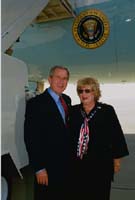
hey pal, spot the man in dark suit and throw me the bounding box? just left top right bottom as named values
left=24, top=66, right=71, bottom=200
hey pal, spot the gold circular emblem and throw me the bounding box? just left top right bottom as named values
left=72, top=9, right=110, bottom=49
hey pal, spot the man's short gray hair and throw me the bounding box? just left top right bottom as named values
left=49, top=65, right=70, bottom=79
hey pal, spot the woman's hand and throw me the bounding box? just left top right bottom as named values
left=114, top=158, right=121, bottom=173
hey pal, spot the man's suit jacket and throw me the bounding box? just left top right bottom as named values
left=24, top=89, right=71, bottom=185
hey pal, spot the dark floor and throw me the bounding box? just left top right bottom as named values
left=10, top=166, right=34, bottom=200
left=10, top=134, right=135, bottom=200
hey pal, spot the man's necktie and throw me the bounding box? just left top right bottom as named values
left=59, top=96, right=69, bottom=126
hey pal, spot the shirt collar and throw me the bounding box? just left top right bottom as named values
left=47, top=87, right=60, bottom=103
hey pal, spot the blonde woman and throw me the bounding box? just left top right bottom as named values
left=69, top=77, right=129, bottom=200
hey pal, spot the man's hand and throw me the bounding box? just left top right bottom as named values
left=36, top=170, right=48, bottom=185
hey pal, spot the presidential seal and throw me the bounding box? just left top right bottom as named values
left=72, top=9, right=110, bottom=49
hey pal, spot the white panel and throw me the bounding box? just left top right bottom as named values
left=1, top=53, right=29, bottom=176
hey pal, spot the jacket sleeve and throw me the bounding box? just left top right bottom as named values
left=24, top=99, right=46, bottom=172
left=109, top=106, right=129, bottom=158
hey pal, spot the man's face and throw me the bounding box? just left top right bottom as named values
left=48, top=68, right=69, bottom=95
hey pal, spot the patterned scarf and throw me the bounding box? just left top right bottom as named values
left=77, top=105, right=101, bottom=159
left=77, top=116, right=90, bottom=159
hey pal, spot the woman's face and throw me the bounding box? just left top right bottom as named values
left=77, top=85, right=95, bottom=105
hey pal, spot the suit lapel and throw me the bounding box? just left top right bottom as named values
left=42, top=90, right=66, bottom=126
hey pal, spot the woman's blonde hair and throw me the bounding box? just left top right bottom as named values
left=77, top=77, right=101, bottom=102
